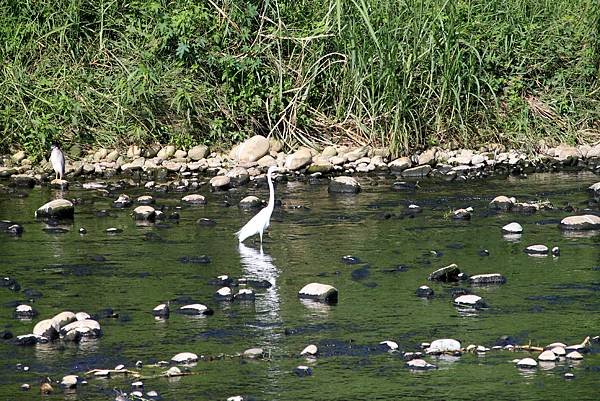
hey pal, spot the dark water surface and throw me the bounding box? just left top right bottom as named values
left=1, top=172, right=599, bottom=400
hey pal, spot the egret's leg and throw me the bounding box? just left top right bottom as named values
left=259, top=230, right=263, bottom=243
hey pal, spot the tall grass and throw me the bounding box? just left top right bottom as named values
left=1, top=0, right=598, bottom=159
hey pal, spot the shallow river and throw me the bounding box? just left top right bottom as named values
left=1, top=172, right=599, bottom=400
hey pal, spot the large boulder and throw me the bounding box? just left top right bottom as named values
left=35, top=199, right=74, bottom=219
left=559, top=215, right=600, bottom=230
left=188, top=145, right=209, bottom=161
left=51, top=311, right=77, bottom=329
left=237, top=135, right=270, bottom=162
left=285, top=148, right=313, bottom=171
left=328, top=176, right=361, bottom=194
left=33, top=319, right=59, bottom=340
left=426, top=339, right=461, bottom=354
left=60, top=319, right=102, bottom=338
left=298, top=283, right=338, bottom=304
left=133, top=205, right=156, bottom=221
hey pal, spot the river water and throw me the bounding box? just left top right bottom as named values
left=1, top=172, right=599, bottom=400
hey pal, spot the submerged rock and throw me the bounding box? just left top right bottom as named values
left=239, top=196, right=262, bottom=209
left=379, top=340, right=399, bottom=351
left=406, top=359, right=437, bottom=370
left=452, top=209, right=471, bottom=220
left=153, top=303, right=169, bottom=317
left=35, top=199, right=74, bottom=219
left=234, top=289, right=255, bottom=301
left=416, top=285, right=434, bottom=298
left=293, top=365, right=313, bottom=377
left=328, top=176, right=361, bottom=194
left=15, top=304, right=37, bottom=318
left=538, top=350, right=558, bottom=362
left=298, top=283, right=338, bottom=304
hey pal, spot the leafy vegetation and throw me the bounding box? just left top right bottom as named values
left=1, top=0, right=599, bottom=159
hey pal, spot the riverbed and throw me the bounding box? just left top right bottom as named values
left=1, top=172, right=599, bottom=400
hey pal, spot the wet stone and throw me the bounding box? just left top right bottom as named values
left=301, top=344, right=318, bottom=356
left=234, top=289, right=255, bottom=301
left=293, top=365, right=313, bottom=377
left=214, top=287, right=233, bottom=302
left=426, top=339, right=461, bottom=354
left=428, top=264, right=461, bottom=282
left=559, top=215, right=600, bottom=230
left=197, top=218, right=217, bottom=227
left=15, top=304, right=37, bottom=318
left=179, top=304, right=214, bottom=315
left=406, top=359, right=437, bottom=370
left=416, top=285, right=434, bottom=298
left=524, top=244, right=548, bottom=255
left=137, top=195, right=155, bottom=205
left=179, top=255, right=211, bottom=264
left=341, top=255, right=362, bottom=265
left=328, top=176, right=361, bottom=194
left=113, top=194, right=132, bottom=208
left=502, top=222, right=523, bottom=233
left=452, top=209, right=471, bottom=220
left=182, top=194, right=207, bottom=205
left=171, top=352, right=198, bottom=364
left=133, top=206, right=156, bottom=221
left=239, top=196, right=262, bottom=209
left=454, top=294, right=486, bottom=309
left=243, top=348, right=264, bottom=359
left=298, top=283, right=338, bottom=304
left=516, top=358, right=538, bottom=369
left=469, top=274, right=506, bottom=285
left=35, top=199, right=74, bottom=219
left=153, top=303, right=169, bottom=317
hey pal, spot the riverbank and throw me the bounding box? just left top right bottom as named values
left=0, top=136, right=599, bottom=190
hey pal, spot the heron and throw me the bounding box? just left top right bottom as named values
left=49, top=143, right=65, bottom=180
left=236, top=165, right=278, bottom=243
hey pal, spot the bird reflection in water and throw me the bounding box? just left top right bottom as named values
left=238, top=243, right=281, bottom=326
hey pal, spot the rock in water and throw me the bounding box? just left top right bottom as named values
left=35, top=199, right=74, bottom=219
left=182, top=194, right=207, bottom=205
left=298, top=283, right=338, bottom=304
left=524, top=244, right=548, bottom=255
left=502, top=222, right=523, bottom=233
left=328, top=176, right=361, bottom=194
left=416, top=285, right=434, bottom=298
left=559, top=215, right=600, bottom=230
left=133, top=206, right=156, bottom=221
left=179, top=304, right=214, bottom=315
left=171, top=352, right=198, bottom=364
left=453, top=294, right=486, bottom=309
left=426, top=339, right=461, bottom=354
left=428, top=264, right=461, bottom=282
left=406, top=359, right=437, bottom=370
left=469, top=274, right=506, bottom=285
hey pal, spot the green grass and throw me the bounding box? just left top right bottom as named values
left=1, top=0, right=599, bottom=160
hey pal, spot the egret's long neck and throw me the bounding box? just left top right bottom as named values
left=267, top=169, right=275, bottom=209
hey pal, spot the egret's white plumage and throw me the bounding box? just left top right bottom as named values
left=236, top=165, right=278, bottom=243
left=50, top=144, right=65, bottom=180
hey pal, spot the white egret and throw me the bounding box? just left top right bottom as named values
left=49, top=143, right=65, bottom=180
left=236, top=165, right=278, bottom=243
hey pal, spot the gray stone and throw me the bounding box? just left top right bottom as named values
left=516, top=358, right=538, bottom=368
left=50, top=179, right=69, bottom=190
left=11, top=174, right=36, bottom=187
left=559, top=215, right=600, bottom=230
left=157, top=145, right=176, bottom=159
left=171, top=352, right=198, bottom=364
left=469, top=274, right=506, bottom=285
left=426, top=339, right=461, bottom=354
left=179, top=304, right=213, bottom=315
left=226, top=167, right=250, bottom=186
left=243, top=348, right=264, bottom=359
left=163, top=161, right=183, bottom=172
left=113, top=194, right=132, bottom=208
left=35, top=199, right=74, bottom=219
left=428, top=264, right=460, bottom=282
left=187, top=145, right=209, bottom=161
left=137, top=195, right=155, bottom=205
left=406, top=359, right=437, bottom=370
left=306, top=162, right=334, bottom=174
left=298, top=283, right=338, bottom=304
left=322, top=146, right=337, bottom=158
left=401, top=165, right=431, bottom=178
left=524, top=244, right=548, bottom=255
left=60, top=319, right=102, bottom=338
left=489, top=196, right=514, bottom=210
left=257, top=155, right=277, bottom=167
left=237, top=135, right=270, bottom=162
left=454, top=294, right=486, bottom=309
left=133, top=205, right=156, bottom=221
left=388, top=157, right=412, bottom=172
left=182, top=194, right=207, bottom=205
left=502, top=222, right=523, bottom=233
left=538, top=350, right=558, bottom=362
left=33, top=319, right=58, bottom=340
left=210, top=175, right=230, bottom=190
left=346, top=146, right=369, bottom=162
left=60, top=375, right=79, bottom=389
left=285, top=148, right=312, bottom=170
left=51, top=311, right=76, bottom=329
left=239, top=196, right=262, bottom=209
left=328, top=176, right=361, bottom=194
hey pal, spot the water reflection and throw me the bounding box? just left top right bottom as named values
left=238, top=243, right=280, bottom=326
